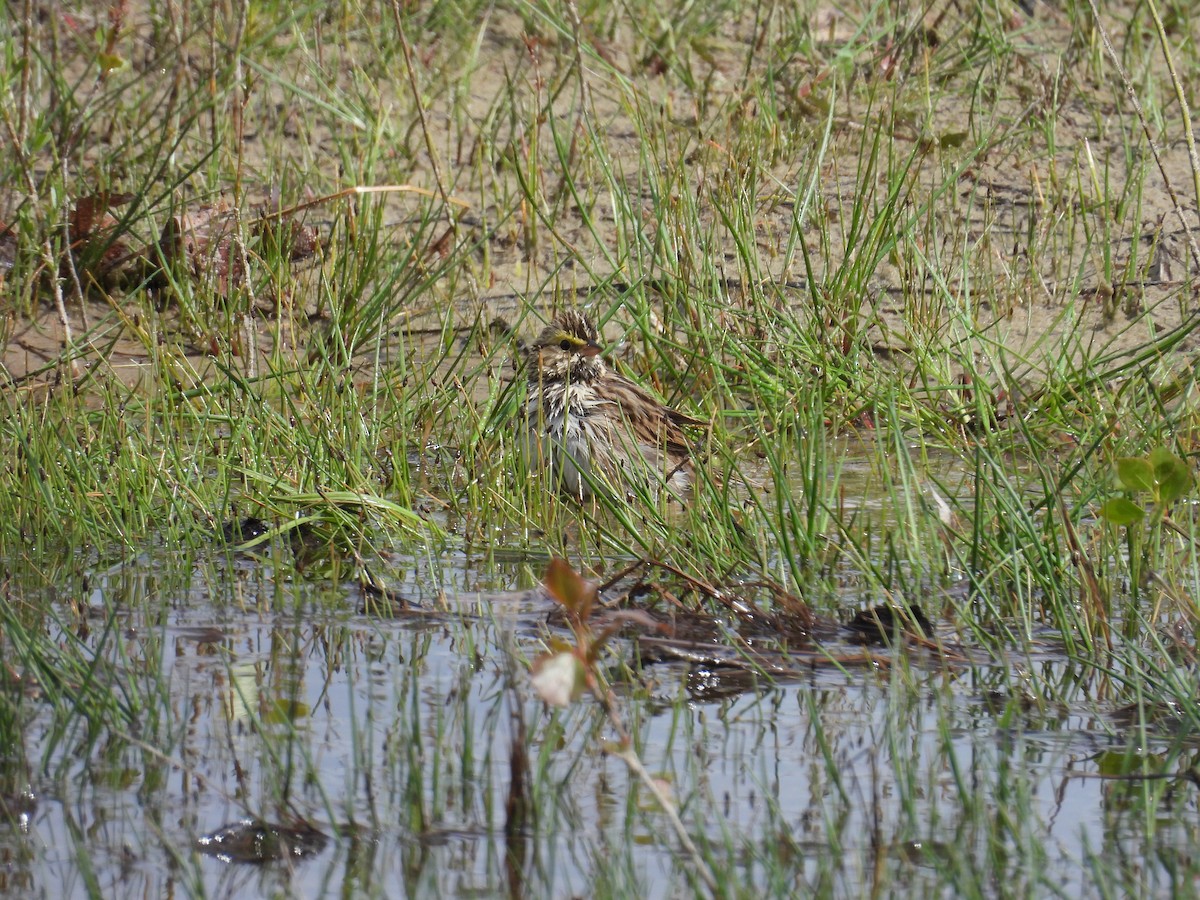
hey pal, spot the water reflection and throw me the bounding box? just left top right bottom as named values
left=2, top=548, right=1198, bottom=898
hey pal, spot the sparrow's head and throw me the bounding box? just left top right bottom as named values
left=528, top=311, right=605, bottom=383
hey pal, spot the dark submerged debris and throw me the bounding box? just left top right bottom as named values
left=845, top=603, right=934, bottom=645
left=358, top=571, right=409, bottom=614
left=536, top=559, right=960, bottom=701
left=684, top=666, right=762, bottom=701
left=220, top=516, right=270, bottom=543
left=637, top=634, right=888, bottom=678
left=175, top=625, right=228, bottom=644
left=195, top=818, right=328, bottom=864
left=0, top=790, right=37, bottom=832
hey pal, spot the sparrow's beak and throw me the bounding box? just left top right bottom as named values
left=578, top=341, right=602, bottom=358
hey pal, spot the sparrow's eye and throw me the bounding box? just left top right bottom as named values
left=560, top=339, right=572, bottom=351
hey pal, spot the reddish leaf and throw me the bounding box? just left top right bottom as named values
left=67, top=192, right=137, bottom=285
left=542, top=558, right=598, bottom=622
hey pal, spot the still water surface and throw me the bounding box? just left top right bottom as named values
left=4, top=533, right=1195, bottom=898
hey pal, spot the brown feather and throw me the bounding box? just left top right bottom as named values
left=522, top=310, right=705, bottom=498
left=590, top=374, right=697, bottom=462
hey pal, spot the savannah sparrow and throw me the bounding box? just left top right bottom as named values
left=521, top=310, right=703, bottom=500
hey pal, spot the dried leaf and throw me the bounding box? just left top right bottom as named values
left=159, top=203, right=242, bottom=297
left=253, top=214, right=320, bottom=262
left=67, top=192, right=137, bottom=286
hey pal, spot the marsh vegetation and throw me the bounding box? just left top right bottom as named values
left=4, top=0, right=1200, bottom=896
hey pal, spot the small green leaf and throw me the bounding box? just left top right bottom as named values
left=1099, top=498, right=1145, bottom=526
left=1158, top=466, right=1193, bottom=504
left=1115, top=457, right=1155, bottom=493
left=1149, top=448, right=1193, bottom=504
left=98, top=52, right=126, bottom=74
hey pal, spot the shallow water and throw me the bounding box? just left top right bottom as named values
left=4, top=534, right=1198, bottom=899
